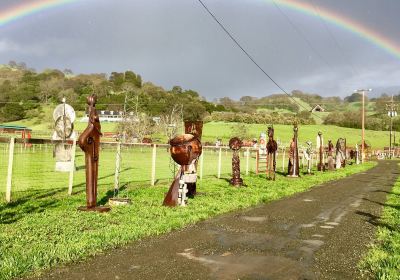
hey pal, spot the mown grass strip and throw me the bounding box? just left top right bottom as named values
left=360, top=170, right=400, bottom=280
left=0, top=162, right=375, bottom=280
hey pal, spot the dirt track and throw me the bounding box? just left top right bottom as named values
left=33, top=161, right=399, bottom=280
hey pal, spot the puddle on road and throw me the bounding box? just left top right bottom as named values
left=177, top=249, right=311, bottom=280
left=320, top=225, right=334, bottom=229
left=325, top=222, right=339, bottom=226
left=241, top=216, right=267, bottom=222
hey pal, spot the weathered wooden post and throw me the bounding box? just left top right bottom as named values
left=217, top=147, right=222, bottom=178
left=6, top=137, right=15, bottom=202
left=199, top=150, right=204, bottom=180
left=246, top=147, right=250, bottom=175
left=68, top=139, right=76, bottom=195
left=114, top=141, right=121, bottom=191
left=151, top=144, right=157, bottom=186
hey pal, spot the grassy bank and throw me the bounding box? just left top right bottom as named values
left=0, top=162, right=375, bottom=279
left=360, top=170, right=400, bottom=279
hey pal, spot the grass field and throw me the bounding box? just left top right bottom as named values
left=3, top=118, right=393, bottom=149
left=203, top=122, right=391, bottom=149
left=360, top=169, right=400, bottom=279
left=0, top=155, right=375, bottom=279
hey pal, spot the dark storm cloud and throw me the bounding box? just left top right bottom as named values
left=0, top=0, right=399, bottom=99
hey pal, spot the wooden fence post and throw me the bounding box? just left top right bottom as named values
left=151, top=144, right=157, bottom=186
left=6, top=138, right=15, bottom=203
left=68, top=139, right=76, bottom=195
left=114, top=141, right=121, bottom=191
left=217, top=147, right=222, bottom=179
left=246, top=147, right=250, bottom=175
left=199, top=151, right=204, bottom=180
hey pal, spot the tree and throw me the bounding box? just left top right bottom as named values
left=63, top=69, right=73, bottom=75
left=0, top=103, right=25, bottom=122
left=39, top=77, right=63, bottom=103
left=183, top=102, right=206, bottom=121
left=117, top=113, right=155, bottom=142
left=344, top=92, right=367, bottom=103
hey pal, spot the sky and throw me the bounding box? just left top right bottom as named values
left=0, top=0, right=399, bottom=100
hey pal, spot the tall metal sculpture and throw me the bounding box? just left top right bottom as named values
left=184, top=121, right=203, bottom=197
left=327, top=140, right=335, bottom=170
left=287, top=124, right=300, bottom=177
left=229, top=137, right=243, bottom=186
left=163, top=134, right=202, bottom=207
left=335, top=138, right=346, bottom=169
left=303, top=141, right=313, bottom=174
left=316, top=131, right=325, bottom=171
left=78, top=94, right=110, bottom=212
left=266, top=126, right=278, bottom=180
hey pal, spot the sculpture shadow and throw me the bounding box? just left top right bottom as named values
left=98, top=185, right=127, bottom=206
left=371, top=189, right=400, bottom=196
left=0, top=188, right=63, bottom=224
left=355, top=210, right=395, bottom=231
left=362, top=197, right=400, bottom=211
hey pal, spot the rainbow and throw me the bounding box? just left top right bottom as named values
left=267, top=0, right=400, bottom=59
left=1, top=0, right=399, bottom=60
left=0, top=0, right=77, bottom=27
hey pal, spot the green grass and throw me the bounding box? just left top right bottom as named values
left=359, top=172, right=400, bottom=279
left=203, top=122, right=391, bottom=149
left=0, top=159, right=375, bottom=280
left=3, top=117, right=392, bottom=148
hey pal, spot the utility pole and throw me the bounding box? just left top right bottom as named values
left=386, top=95, right=398, bottom=159
left=354, top=89, right=371, bottom=163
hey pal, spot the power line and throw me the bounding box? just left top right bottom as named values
left=196, top=0, right=323, bottom=119
left=271, top=0, right=336, bottom=73
left=307, top=0, right=360, bottom=76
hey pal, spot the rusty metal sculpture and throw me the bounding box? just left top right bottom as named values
left=327, top=140, right=335, bottom=170
left=184, top=121, right=203, bottom=140
left=335, top=138, right=347, bottom=169
left=184, top=121, right=203, bottom=196
left=303, top=141, right=313, bottom=175
left=163, top=134, right=202, bottom=207
left=317, top=131, right=325, bottom=171
left=229, top=137, right=243, bottom=186
left=266, top=126, right=278, bottom=180
left=287, top=124, right=300, bottom=177
left=77, top=94, right=110, bottom=212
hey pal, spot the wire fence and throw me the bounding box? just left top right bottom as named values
left=0, top=139, right=269, bottom=203
left=1, top=136, right=363, bottom=203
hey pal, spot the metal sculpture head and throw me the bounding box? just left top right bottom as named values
left=87, top=94, right=97, bottom=106
left=336, top=138, right=346, bottom=152
left=268, top=125, right=274, bottom=138
left=229, top=137, right=243, bottom=151
left=169, top=134, right=202, bottom=166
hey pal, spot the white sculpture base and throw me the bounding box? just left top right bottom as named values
left=55, top=161, right=75, bottom=172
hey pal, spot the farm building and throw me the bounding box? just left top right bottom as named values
left=0, top=124, right=32, bottom=138
left=310, top=104, right=325, bottom=112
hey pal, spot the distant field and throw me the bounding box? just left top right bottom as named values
left=3, top=117, right=392, bottom=148
left=202, top=122, right=391, bottom=149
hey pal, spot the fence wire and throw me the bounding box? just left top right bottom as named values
left=1, top=141, right=293, bottom=202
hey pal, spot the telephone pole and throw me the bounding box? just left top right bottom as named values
left=386, top=95, right=398, bottom=159
left=354, top=89, right=371, bottom=163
